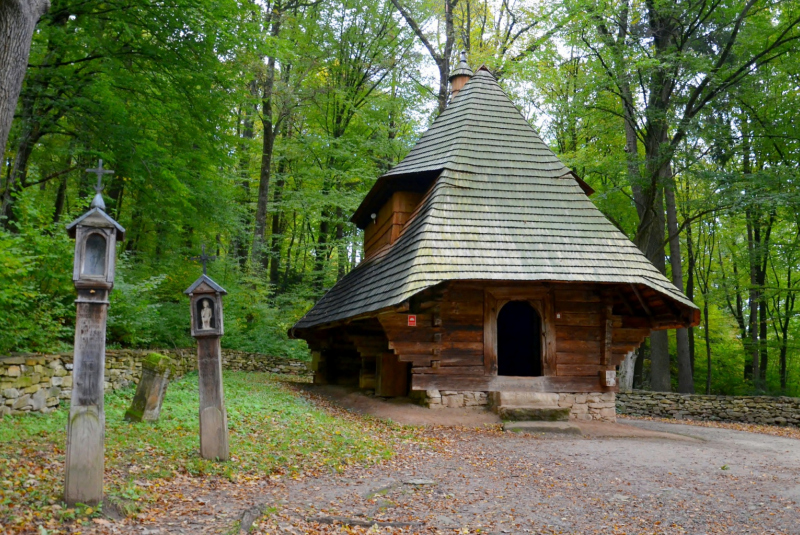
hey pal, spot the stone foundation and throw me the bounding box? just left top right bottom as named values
left=617, top=391, right=800, bottom=427
left=1, top=349, right=311, bottom=417
left=414, top=390, right=489, bottom=408
left=557, top=392, right=617, bottom=422
left=413, top=389, right=617, bottom=422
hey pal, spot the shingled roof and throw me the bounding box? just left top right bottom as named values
left=293, top=67, right=697, bottom=331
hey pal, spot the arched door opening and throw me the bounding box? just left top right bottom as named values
left=497, top=300, right=542, bottom=376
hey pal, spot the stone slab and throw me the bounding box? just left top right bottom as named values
left=490, top=391, right=559, bottom=408
left=498, top=406, right=571, bottom=422
left=503, top=421, right=583, bottom=435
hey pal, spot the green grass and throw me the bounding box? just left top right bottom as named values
left=0, top=372, right=398, bottom=531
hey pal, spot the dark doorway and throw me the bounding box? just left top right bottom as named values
left=497, top=301, right=542, bottom=376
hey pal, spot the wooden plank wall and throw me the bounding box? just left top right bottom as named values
left=554, top=288, right=609, bottom=377
left=305, top=282, right=654, bottom=395
left=381, top=282, right=652, bottom=393
left=363, top=191, right=423, bottom=259
left=554, top=286, right=650, bottom=375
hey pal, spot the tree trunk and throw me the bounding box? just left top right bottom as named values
left=233, top=80, right=257, bottom=268
left=758, top=297, right=768, bottom=383
left=633, top=342, right=645, bottom=389
left=704, top=298, right=712, bottom=394
left=52, top=149, right=72, bottom=223
left=313, top=215, right=330, bottom=292
left=746, top=212, right=760, bottom=388
left=618, top=351, right=636, bottom=392
left=632, top=179, right=669, bottom=391
left=665, top=176, right=693, bottom=393
left=778, top=265, right=794, bottom=391
left=252, top=17, right=281, bottom=269
left=0, top=0, right=49, bottom=159
left=389, top=0, right=455, bottom=116
left=0, top=117, right=37, bottom=226
left=686, top=222, right=696, bottom=373
left=52, top=172, right=67, bottom=223
left=616, top=43, right=674, bottom=392
left=268, top=163, right=286, bottom=288
left=436, top=0, right=456, bottom=114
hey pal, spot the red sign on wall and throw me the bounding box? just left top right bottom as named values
left=408, top=315, right=417, bottom=327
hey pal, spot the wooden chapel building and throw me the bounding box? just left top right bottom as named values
left=290, top=60, right=699, bottom=417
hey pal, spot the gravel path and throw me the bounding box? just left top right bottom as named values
left=103, top=407, right=800, bottom=534
left=244, top=422, right=799, bottom=534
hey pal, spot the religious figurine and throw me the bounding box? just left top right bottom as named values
left=201, top=299, right=213, bottom=330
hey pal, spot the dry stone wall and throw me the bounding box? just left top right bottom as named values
left=617, top=391, right=800, bottom=427
left=0, top=349, right=311, bottom=417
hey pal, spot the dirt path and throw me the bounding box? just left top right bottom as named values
left=92, top=393, right=800, bottom=534
left=301, top=385, right=697, bottom=440
left=245, top=422, right=799, bottom=534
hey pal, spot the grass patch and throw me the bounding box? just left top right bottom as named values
left=0, top=372, right=399, bottom=532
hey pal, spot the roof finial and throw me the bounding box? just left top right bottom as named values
left=448, top=51, right=474, bottom=101
left=86, top=159, right=114, bottom=211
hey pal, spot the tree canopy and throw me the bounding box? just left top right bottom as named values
left=2, top=0, right=800, bottom=395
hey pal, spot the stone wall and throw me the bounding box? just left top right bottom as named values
left=617, top=391, right=800, bottom=427
left=0, top=349, right=311, bottom=417
left=556, top=392, right=617, bottom=422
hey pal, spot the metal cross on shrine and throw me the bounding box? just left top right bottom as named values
left=86, top=159, right=115, bottom=210
left=191, top=244, right=217, bottom=275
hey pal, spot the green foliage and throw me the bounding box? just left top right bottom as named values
left=3, top=0, right=800, bottom=395
left=0, top=195, right=74, bottom=353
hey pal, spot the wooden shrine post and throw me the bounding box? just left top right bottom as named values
left=184, top=250, right=229, bottom=461
left=64, top=160, right=124, bottom=506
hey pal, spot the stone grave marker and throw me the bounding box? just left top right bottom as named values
left=124, top=353, right=173, bottom=423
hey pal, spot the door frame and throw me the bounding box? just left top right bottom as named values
left=484, top=287, right=557, bottom=376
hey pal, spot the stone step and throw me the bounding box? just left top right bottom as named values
left=497, top=405, right=570, bottom=422
left=489, top=392, right=559, bottom=408
left=503, top=421, right=582, bottom=435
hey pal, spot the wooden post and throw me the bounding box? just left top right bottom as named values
left=197, top=336, right=229, bottom=460
left=64, top=289, right=109, bottom=506
left=64, top=167, right=125, bottom=507
left=185, top=274, right=229, bottom=461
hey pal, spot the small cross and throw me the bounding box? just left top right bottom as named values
left=191, top=244, right=217, bottom=275
left=86, top=159, right=115, bottom=193
left=86, top=159, right=115, bottom=210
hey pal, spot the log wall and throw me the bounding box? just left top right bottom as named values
left=382, top=282, right=652, bottom=394
left=363, top=191, right=423, bottom=259
left=306, top=282, right=654, bottom=398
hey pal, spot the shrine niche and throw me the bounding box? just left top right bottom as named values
left=186, top=277, right=225, bottom=338
left=83, top=233, right=107, bottom=276
left=290, top=59, right=699, bottom=422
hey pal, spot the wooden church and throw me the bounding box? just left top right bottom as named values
left=290, top=57, right=699, bottom=419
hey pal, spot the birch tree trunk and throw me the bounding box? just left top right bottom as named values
left=618, top=351, right=636, bottom=392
